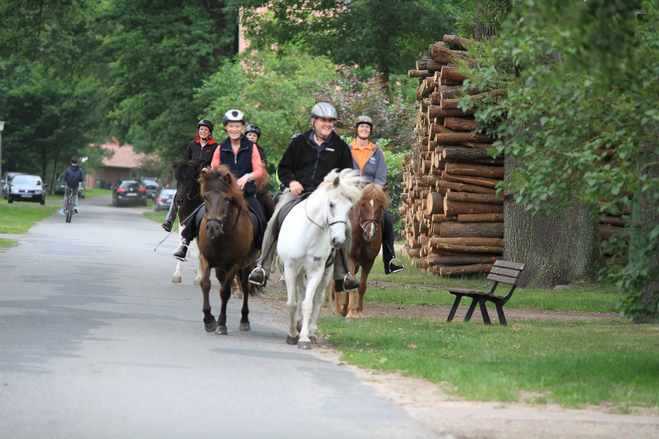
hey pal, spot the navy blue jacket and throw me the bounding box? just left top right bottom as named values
left=217, top=136, right=257, bottom=195
left=64, top=165, right=85, bottom=189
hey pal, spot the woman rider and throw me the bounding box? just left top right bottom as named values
left=349, top=115, right=404, bottom=274
left=162, top=119, right=218, bottom=232
left=244, top=124, right=267, bottom=169
left=172, top=110, right=266, bottom=260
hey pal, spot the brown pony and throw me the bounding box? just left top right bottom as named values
left=197, top=165, right=260, bottom=334
left=334, top=183, right=389, bottom=319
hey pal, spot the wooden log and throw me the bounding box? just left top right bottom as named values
left=436, top=180, right=496, bottom=194
left=431, top=237, right=504, bottom=247
left=458, top=213, right=504, bottom=222
left=439, top=65, right=469, bottom=83
left=430, top=255, right=500, bottom=266
left=442, top=34, right=480, bottom=51
left=441, top=90, right=506, bottom=109
left=600, top=216, right=627, bottom=227
left=462, top=142, right=495, bottom=149
left=444, top=198, right=504, bottom=216
left=426, top=192, right=444, bottom=215
left=600, top=224, right=628, bottom=241
left=439, top=221, right=504, bottom=238
left=432, top=243, right=504, bottom=254
left=439, top=263, right=494, bottom=276
left=444, top=117, right=477, bottom=132
left=406, top=248, right=422, bottom=258
left=428, top=106, right=476, bottom=119
left=442, top=147, right=495, bottom=162
left=431, top=214, right=458, bottom=222
left=430, top=121, right=455, bottom=135
left=417, top=59, right=445, bottom=73
left=445, top=163, right=504, bottom=179
left=442, top=171, right=502, bottom=188
left=413, top=258, right=430, bottom=269
left=408, top=69, right=430, bottom=78
left=435, top=132, right=494, bottom=144
left=445, top=192, right=504, bottom=204
left=429, top=42, right=477, bottom=65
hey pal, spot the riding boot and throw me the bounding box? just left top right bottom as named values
left=173, top=238, right=190, bottom=261
left=334, top=236, right=360, bottom=292
left=162, top=200, right=178, bottom=232
left=382, top=210, right=404, bottom=274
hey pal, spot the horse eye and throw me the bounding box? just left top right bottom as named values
left=329, top=202, right=334, bottom=209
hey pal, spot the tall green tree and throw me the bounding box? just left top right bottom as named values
left=241, top=0, right=466, bottom=84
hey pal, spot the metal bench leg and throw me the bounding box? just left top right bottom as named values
left=447, top=294, right=462, bottom=322
left=479, top=299, right=491, bottom=325
left=464, top=297, right=478, bottom=322
left=496, top=304, right=507, bottom=326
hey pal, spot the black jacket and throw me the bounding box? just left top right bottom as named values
left=277, top=130, right=353, bottom=192
left=64, top=165, right=85, bottom=189
left=183, top=137, right=218, bottom=168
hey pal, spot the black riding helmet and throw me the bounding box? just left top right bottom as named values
left=197, top=119, right=214, bottom=134
left=244, top=124, right=261, bottom=140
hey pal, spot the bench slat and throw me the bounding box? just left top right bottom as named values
left=494, top=260, right=525, bottom=270
left=490, top=266, right=522, bottom=278
left=487, top=273, right=518, bottom=285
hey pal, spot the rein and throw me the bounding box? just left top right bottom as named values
left=359, top=217, right=381, bottom=233
left=206, top=200, right=242, bottom=235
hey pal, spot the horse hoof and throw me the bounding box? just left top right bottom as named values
left=193, top=279, right=201, bottom=286
left=298, top=341, right=312, bottom=350
left=239, top=322, right=251, bottom=332
left=205, top=321, right=218, bottom=333
left=233, top=292, right=243, bottom=300
left=172, top=276, right=182, bottom=284
left=217, top=326, right=228, bottom=335
left=286, top=335, right=299, bottom=345
left=309, top=336, right=317, bottom=344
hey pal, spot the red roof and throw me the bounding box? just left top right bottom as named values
left=99, top=139, right=159, bottom=169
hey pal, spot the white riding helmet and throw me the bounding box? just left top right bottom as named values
left=223, top=109, right=246, bottom=127
left=310, top=102, right=338, bottom=120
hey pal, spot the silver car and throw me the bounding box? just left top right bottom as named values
left=7, top=175, right=48, bottom=205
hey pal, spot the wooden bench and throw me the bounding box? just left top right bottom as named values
left=444, top=260, right=525, bottom=326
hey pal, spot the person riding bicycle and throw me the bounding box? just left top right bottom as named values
left=248, top=102, right=361, bottom=292
left=161, top=119, right=218, bottom=233
left=172, top=110, right=266, bottom=260
left=349, top=115, right=404, bottom=274
left=60, top=156, right=85, bottom=215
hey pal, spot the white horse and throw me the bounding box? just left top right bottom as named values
left=278, top=169, right=364, bottom=350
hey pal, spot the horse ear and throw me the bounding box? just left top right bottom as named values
left=224, top=172, right=233, bottom=184
left=383, top=184, right=390, bottom=192
left=333, top=176, right=340, bottom=188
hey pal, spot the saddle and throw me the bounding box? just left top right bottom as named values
left=270, top=194, right=308, bottom=238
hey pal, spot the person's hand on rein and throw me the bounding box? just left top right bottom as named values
left=236, top=175, right=249, bottom=190
left=290, top=181, right=304, bottom=196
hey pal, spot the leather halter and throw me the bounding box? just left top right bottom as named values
left=206, top=199, right=242, bottom=234
left=305, top=199, right=346, bottom=232
left=359, top=217, right=380, bottom=233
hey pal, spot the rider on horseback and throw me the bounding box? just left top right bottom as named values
left=172, top=110, right=266, bottom=260
left=162, top=119, right=218, bottom=233
left=248, top=102, right=361, bottom=292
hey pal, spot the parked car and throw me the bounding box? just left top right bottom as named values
left=112, top=179, right=148, bottom=207
left=54, top=172, right=86, bottom=198
left=6, top=175, right=48, bottom=204
left=140, top=177, right=159, bottom=199
left=153, top=186, right=177, bottom=212
left=2, top=172, right=25, bottom=199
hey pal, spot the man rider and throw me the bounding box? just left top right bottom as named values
left=248, top=102, right=361, bottom=293
left=161, top=119, right=218, bottom=233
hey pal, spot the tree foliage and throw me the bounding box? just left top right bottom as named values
left=465, top=0, right=659, bottom=321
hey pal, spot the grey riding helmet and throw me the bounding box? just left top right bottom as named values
left=310, top=102, right=338, bottom=120
left=223, top=109, right=246, bottom=127
left=354, top=115, right=374, bottom=130
left=197, top=119, right=214, bottom=133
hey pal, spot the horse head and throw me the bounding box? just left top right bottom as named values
left=321, top=169, right=364, bottom=248
left=172, top=159, right=203, bottom=207
left=356, top=184, right=390, bottom=243
left=199, top=165, right=247, bottom=239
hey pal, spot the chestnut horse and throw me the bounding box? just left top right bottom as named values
left=197, top=166, right=260, bottom=335
left=334, top=183, right=389, bottom=319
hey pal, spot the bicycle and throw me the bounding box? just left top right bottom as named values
left=64, top=187, right=78, bottom=223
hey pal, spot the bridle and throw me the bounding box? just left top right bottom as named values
left=305, top=199, right=346, bottom=232
left=206, top=197, right=242, bottom=235
left=358, top=203, right=381, bottom=234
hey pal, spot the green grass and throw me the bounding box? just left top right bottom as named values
left=360, top=254, right=622, bottom=313
left=0, top=238, right=15, bottom=248
left=319, top=317, right=659, bottom=410
left=83, top=188, right=112, bottom=198
left=141, top=203, right=179, bottom=232
left=0, top=198, right=60, bottom=234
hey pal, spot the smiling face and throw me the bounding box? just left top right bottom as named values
left=198, top=125, right=211, bottom=140
left=312, top=117, right=335, bottom=141
left=225, top=122, right=244, bottom=141
left=245, top=132, right=258, bottom=143
left=356, top=123, right=372, bottom=139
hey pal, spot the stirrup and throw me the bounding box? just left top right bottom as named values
left=248, top=266, right=267, bottom=286
left=388, top=258, right=404, bottom=273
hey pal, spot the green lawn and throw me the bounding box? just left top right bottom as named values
left=0, top=238, right=14, bottom=248
left=83, top=188, right=112, bottom=198
left=0, top=198, right=60, bottom=234
left=319, top=317, right=659, bottom=411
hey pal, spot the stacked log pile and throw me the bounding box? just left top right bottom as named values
left=401, top=35, right=505, bottom=276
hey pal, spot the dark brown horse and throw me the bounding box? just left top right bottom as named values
left=334, top=183, right=389, bottom=319
left=197, top=165, right=260, bottom=334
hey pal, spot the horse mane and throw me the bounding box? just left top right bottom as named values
left=256, top=169, right=269, bottom=192
left=322, top=168, right=364, bottom=206
left=172, top=158, right=201, bottom=184
left=362, top=183, right=390, bottom=210
left=199, top=165, right=248, bottom=209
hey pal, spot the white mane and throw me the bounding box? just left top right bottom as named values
left=321, top=168, right=365, bottom=206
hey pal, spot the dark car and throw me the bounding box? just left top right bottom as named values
left=54, top=171, right=86, bottom=198
left=153, top=187, right=177, bottom=212
left=140, top=177, right=159, bottom=199
left=6, top=174, right=48, bottom=204
left=112, top=179, right=147, bottom=207
left=2, top=172, right=25, bottom=199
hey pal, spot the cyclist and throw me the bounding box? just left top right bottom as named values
left=60, top=156, right=85, bottom=214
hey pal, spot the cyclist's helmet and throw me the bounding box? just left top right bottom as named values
left=223, top=109, right=246, bottom=127
left=245, top=124, right=261, bottom=140
left=197, top=119, right=214, bottom=133
left=310, top=102, right=338, bottom=120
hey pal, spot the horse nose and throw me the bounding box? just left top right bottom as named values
left=331, top=236, right=345, bottom=248
left=206, top=223, right=220, bottom=239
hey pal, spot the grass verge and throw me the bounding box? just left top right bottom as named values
left=141, top=205, right=180, bottom=232
left=0, top=238, right=15, bottom=248
left=0, top=198, right=60, bottom=234
left=83, top=188, right=112, bottom=198
left=319, top=317, right=659, bottom=411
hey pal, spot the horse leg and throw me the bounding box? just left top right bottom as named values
left=356, top=260, right=374, bottom=319
left=298, top=269, right=324, bottom=349
left=193, top=246, right=202, bottom=285
left=238, top=269, right=250, bottom=332
left=216, top=269, right=233, bottom=335
left=295, top=274, right=306, bottom=333
left=345, top=262, right=359, bottom=320
left=284, top=266, right=300, bottom=345
left=309, top=267, right=333, bottom=344
left=172, top=219, right=184, bottom=283
left=200, top=256, right=217, bottom=333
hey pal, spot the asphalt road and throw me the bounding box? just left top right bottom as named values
left=0, top=196, right=435, bottom=439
